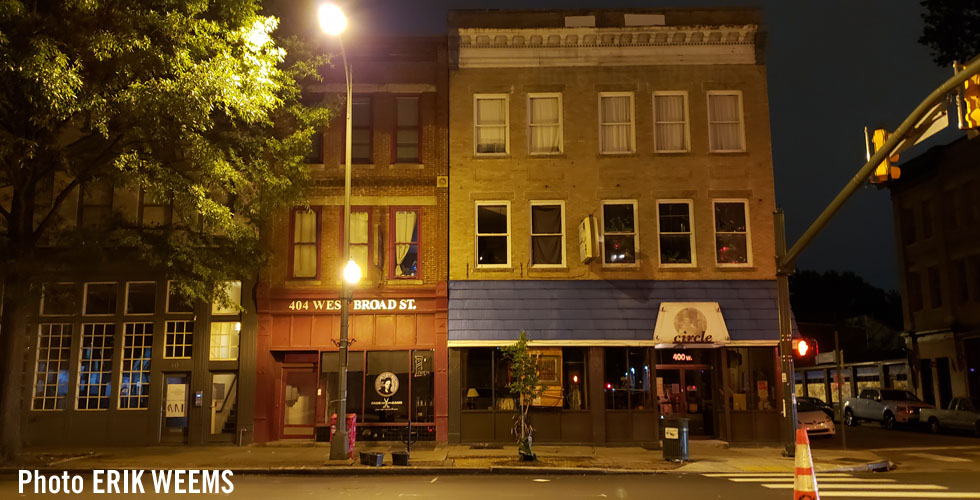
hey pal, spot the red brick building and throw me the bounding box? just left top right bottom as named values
left=253, top=37, right=449, bottom=443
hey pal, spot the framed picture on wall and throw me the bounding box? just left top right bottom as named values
left=536, top=355, right=560, bottom=385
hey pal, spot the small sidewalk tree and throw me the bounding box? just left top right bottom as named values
left=502, top=331, right=545, bottom=461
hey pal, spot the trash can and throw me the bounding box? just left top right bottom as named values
left=662, top=417, right=689, bottom=461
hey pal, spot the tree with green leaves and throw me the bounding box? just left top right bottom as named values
left=0, top=0, right=329, bottom=461
left=501, top=331, right=546, bottom=461
left=920, top=0, right=980, bottom=66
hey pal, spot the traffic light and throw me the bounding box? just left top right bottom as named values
left=792, top=338, right=817, bottom=359
left=865, top=127, right=901, bottom=184
left=955, top=62, right=980, bottom=129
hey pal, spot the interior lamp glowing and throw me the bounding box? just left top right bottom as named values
left=318, top=3, right=348, bottom=36
left=343, top=258, right=362, bottom=284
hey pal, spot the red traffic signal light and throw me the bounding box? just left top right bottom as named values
left=792, top=338, right=817, bottom=358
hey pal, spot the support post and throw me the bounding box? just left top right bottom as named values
left=835, top=330, right=846, bottom=451
left=775, top=209, right=798, bottom=456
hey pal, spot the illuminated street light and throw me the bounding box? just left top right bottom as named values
left=343, top=258, right=361, bottom=285
left=317, top=4, right=347, bottom=36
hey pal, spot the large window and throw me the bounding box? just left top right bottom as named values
left=474, top=94, right=509, bottom=155
left=119, top=322, right=152, bottom=409
left=604, top=348, right=652, bottom=410
left=32, top=324, right=72, bottom=410
left=707, top=91, right=745, bottom=152
left=41, top=283, right=77, bottom=316
left=351, top=96, right=372, bottom=163
left=77, top=323, right=114, bottom=410
left=394, top=96, right=420, bottom=162
left=291, top=208, right=319, bottom=279
left=530, top=202, right=564, bottom=267
left=599, top=92, right=634, bottom=154
left=461, top=347, right=589, bottom=412
left=528, top=93, right=562, bottom=154
left=657, top=200, right=694, bottom=266
left=348, top=209, right=370, bottom=279
left=475, top=202, right=510, bottom=268
left=83, top=282, right=117, bottom=315
left=653, top=92, right=689, bottom=152
left=210, top=322, right=240, bottom=361
left=713, top=200, right=751, bottom=266
left=390, top=208, right=420, bottom=279
left=725, top=347, right=777, bottom=411
left=602, top=201, right=638, bottom=266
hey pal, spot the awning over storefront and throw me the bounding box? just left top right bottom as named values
left=448, top=280, right=795, bottom=346
left=653, top=302, right=729, bottom=347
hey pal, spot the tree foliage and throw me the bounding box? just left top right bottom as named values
left=501, top=331, right=545, bottom=460
left=919, top=0, right=980, bottom=67
left=789, top=269, right=903, bottom=330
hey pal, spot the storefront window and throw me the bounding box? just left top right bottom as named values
left=855, top=366, right=879, bottom=393
left=364, top=351, right=410, bottom=423
left=885, top=363, right=910, bottom=390
left=795, top=372, right=804, bottom=397
left=462, top=349, right=493, bottom=410
left=563, top=348, right=588, bottom=410
left=806, top=370, right=826, bottom=402
left=411, top=350, right=434, bottom=422
left=321, top=351, right=364, bottom=421
left=604, top=347, right=652, bottom=410
left=830, top=368, right=853, bottom=404
left=726, top=347, right=777, bottom=411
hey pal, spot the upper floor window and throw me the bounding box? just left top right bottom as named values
left=166, top=281, right=194, bottom=314
left=41, top=283, right=77, bottom=316
left=351, top=96, right=372, bottom=163
left=83, top=283, right=117, bottom=315
left=140, top=189, right=172, bottom=227
left=79, top=180, right=113, bottom=228
left=474, top=94, right=509, bottom=155
left=713, top=200, right=751, bottom=266
left=602, top=201, right=638, bottom=266
left=475, top=202, right=510, bottom=267
left=653, top=92, right=689, bottom=153
left=528, top=93, right=563, bottom=155
left=599, top=93, right=635, bottom=154
left=907, top=271, right=924, bottom=312
left=707, top=91, right=745, bottom=152
left=291, top=208, right=319, bottom=279
left=391, top=208, right=420, bottom=279
left=347, top=209, right=371, bottom=279
left=211, top=281, right=242, bottom=315
left=394, top=96, right=420, bottom=163
left=901, top=205, right=916, bottom=245
left=125, top=282, right=156, bottom=315
left=657, top=200, right=695, bottom=266
left=928, top=265, right=943, bottom=308
left=530, top=201, right=565, bottom=267
left=921, top=199, right=933, bottom=239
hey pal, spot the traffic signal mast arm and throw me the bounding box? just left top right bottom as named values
left=779, top=54, right=980, bottom=275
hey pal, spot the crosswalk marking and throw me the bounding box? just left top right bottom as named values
left=817, top=493, right=980, bottom=499
left=762, top=484, right=947, bottom=490
left=906, top=452, right=973, bottom=463
left=702, top=472, right=854, bottom=478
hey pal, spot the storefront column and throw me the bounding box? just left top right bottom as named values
left=587, top=347, right=605, bottom=444
left=721, top=347, right=732, bottom=442
left=447, top=348, right=461, bottom=444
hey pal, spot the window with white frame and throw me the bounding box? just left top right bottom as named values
left=658, top=201, right=695, bottom=266
left=211, top=280, right=242, bottom=315
left=530, top=202, right=565, bottom=266
left=41, top=283, right=77, bottom=316
left=166, top=281, right=194, bottom=313
left=348, top=209, right=370, bottom=279
left=475, top=202, right=510, bottom=267
left=140, top=189, right=172, bottom=227
left=79, top=179, right=113, bottom=228
left=292, top=208, right=318, bottom=279
left=602, top=201, right=638, bottom=265
left=391, top=208, right=420, bottom=279
left=528, top=94, right=563, bottom=154
left=351, top=96, right=372, bottom=163
left=210, top=322, right=240, bottom=361
left=83, top=282, right=117, bottom=315
left=474, top=94, right=509, bottom=154
left=32, top=323, right=72, bottom=410
left=125, top=282, right=156, bottom=315
left=77, top=323, right=114, bottom=410
left=599, top=93, right=634, bottom=154
left=119, top=322, right=152, bottom=409
left=707, top=91, right=745, bottom=152
left=653, top=92, right=689, bottom=152
left=713, top=200, right=751, bottom=265
left=165, top=320, right=194, bottom=359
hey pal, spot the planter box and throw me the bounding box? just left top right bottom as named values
left=391, top=451, right=410, bottom=466
left=359, top=451, right=384, bottom=467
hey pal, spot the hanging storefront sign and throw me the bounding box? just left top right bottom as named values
left=653, top=302, right=731, bottom=345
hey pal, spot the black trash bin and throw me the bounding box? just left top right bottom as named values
left=662, top=417, right=689, bottom=461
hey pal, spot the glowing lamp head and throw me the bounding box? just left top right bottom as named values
left=796, top=339, right=809, bottom=357
left=318, top=3, right=348, bottom=36
left=343, top=258, right=362, bottom=284
left=572, top=375, right=579, bottom=384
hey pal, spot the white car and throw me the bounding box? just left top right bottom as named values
left=798, top=399, right=836, bottom=437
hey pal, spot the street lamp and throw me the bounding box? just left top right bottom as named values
left=319, top=2, right=359, bottom=461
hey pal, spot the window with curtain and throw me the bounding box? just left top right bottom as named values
left=476, top=202, right=509, bottom=267
left=713, top=200, right=750, bottom=265
left=599, top=93, right=634, bottom=154
left=292, top=209, right=318, bottom=278
left=658, top=201, right=694, bottom=265
left=653, top=92, right=688, bottom=152
left=349, top=209, right=370, bottom=277
left=528, top=94, right=562, bottom=154
left=351, top=96, right=372, bottom=163
left=395, top=96, right=420, bottom=162
left=602, top=201, right=637, bottom=265
left=474, top=95, right=508, bottom=154
left=391, top=209, right=419, bottom=278
left=707, top=91, right=744, bottom=152
left=530, top=202, right=564, bottom=266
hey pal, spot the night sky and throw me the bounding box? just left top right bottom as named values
left=294, top=0, right=966, bottom=291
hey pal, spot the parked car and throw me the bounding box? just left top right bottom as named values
left=797, top=396, right=835, bottom=421
left=843, top=388, right=934, bottom=429
left=797, top=399, right=836, bottom=437
left=920, top=397, right=980, bottom=436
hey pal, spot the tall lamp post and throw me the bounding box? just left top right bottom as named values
left=319, top=2, right=362, bottom=461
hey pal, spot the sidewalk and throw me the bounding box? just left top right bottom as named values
left=4, top=440, right=887, bottom=475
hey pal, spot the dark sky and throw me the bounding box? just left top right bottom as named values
left=300, top=0, right=965, bottom=291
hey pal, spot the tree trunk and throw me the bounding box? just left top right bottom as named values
left=0, top=273, right=31, bottom=463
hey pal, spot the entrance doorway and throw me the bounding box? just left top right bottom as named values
left=210, top=372, right=238, bottom=443
left=162, top=373, right=190, bottom=444
left=656, top=365, right=714, bottom=436
left=281, top=365, right=317, bottom=439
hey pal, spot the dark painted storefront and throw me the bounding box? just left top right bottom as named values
left=448, top=280, right=786, bottom=445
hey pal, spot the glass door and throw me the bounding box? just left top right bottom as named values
left=656, top=364, right=714, bottom=436
left=162, top=373, right=190, bottom=444
left=282, top=367, right=317, bottom=439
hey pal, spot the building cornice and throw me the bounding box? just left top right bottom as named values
left=455, top=25, right=759, bottom=68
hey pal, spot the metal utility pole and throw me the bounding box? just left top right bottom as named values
left=773, top=54, right=980, bottom=456
left=835, top=330, right=846, bottom=451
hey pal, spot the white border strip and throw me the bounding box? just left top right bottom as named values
left=447, top=339, right=779, bottom=348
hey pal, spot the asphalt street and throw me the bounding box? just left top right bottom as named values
left=3, top=472, right=979, bottom=499
left=810, top=421, right=980, bottom=472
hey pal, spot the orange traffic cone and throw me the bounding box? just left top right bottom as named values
left=793, top=427, right=820, bottom=500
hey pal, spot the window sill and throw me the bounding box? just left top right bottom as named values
left=390, top=163, right=424, bottom=169
left=714, top=265, right=755, bottom=271
left=338, top=162, right=376, bottom=168
left=658, top=265, right=699, bottom=270
left=388, top=279, right=424, bottom=285
left=529, top=265, right=567, bottom=271
left=708, top=150, right=748, bottom=154
left=601, top=264, right=640, bottom=270
left=285, top=280, right=322, bottom=287
left=598, top=152, right=637, bottom=157
left=473, top=154, right=510, bottom=159
left=474, top=266, right=513, bottom=272
left=528, top=153, right=565, bottom=158
left=654, top=150, right=691, bottom=155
